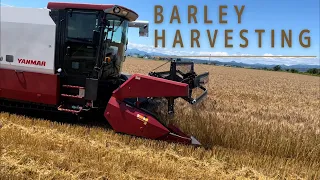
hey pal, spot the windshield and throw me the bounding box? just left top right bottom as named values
left=67, top=11, right=98, bottom=41
left=104, top=15, right=128, bottom=44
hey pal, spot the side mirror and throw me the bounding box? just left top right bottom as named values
left=128, top=20, right=149, bottom=37
left=93, top=30, right=100, bottom=44
left=139, top=25, right=148, bottom=37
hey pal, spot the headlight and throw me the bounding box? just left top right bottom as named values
left=113, top=6, right=121, bottom=13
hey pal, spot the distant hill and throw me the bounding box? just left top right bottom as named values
left=126, top=48, right=170, bottom=57
left=126, top=48, right=319, bottom=72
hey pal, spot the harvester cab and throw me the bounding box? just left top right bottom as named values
left=44, top=3, right=150, bottom=111
left=0, top=2, right=209, bottom=146
left=50, top=4, right=147, bottom=80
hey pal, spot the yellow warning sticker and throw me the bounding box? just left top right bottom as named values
left=137, top=114, right=148, bottom=125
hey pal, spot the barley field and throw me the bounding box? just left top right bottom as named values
left=1, top=57, right=319, bottom=179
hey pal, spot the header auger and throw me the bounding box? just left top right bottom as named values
left=0, top=2, right=209, bottom=146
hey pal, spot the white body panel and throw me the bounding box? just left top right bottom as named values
left=0, top=6, right=56, bottom=74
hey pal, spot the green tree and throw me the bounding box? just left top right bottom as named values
left=307, top=68, right=320, bottom=74
left=290, top=69, right=299, bottom=73
left=273, top=65, right=282, bottom=71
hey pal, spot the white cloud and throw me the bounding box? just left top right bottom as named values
left=0, top=3, right=14, bottom=7
left=127, top=42, right=319, bottom=66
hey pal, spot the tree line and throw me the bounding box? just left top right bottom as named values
left=268, top=65, right=320, bottom=76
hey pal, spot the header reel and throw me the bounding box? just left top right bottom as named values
left=149, top=60, right=209, bottom=114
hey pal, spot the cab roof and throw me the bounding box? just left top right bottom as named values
left=47, top=2, right=138, bottom=21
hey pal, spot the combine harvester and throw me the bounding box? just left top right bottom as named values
left=0, top=2, right=209, bottom=146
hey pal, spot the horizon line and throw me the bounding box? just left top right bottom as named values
left=153, top=56, right=318, bottom=58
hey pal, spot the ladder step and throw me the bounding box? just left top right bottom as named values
left=61, top=94, right=84, bottom=99
left=62, top=85, right=85, bottom=89
left=57, top=105, right=82, bottom=114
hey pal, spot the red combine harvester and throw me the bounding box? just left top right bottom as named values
left=0, top=2, right=209, bottom=145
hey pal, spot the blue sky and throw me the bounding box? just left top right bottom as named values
left=2, top=0, right=319, bottom=65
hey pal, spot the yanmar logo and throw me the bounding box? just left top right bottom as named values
left=18, top=58, right=46, bottom=66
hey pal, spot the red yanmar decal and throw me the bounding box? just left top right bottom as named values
left=18, top=58, right=46, bottom=66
